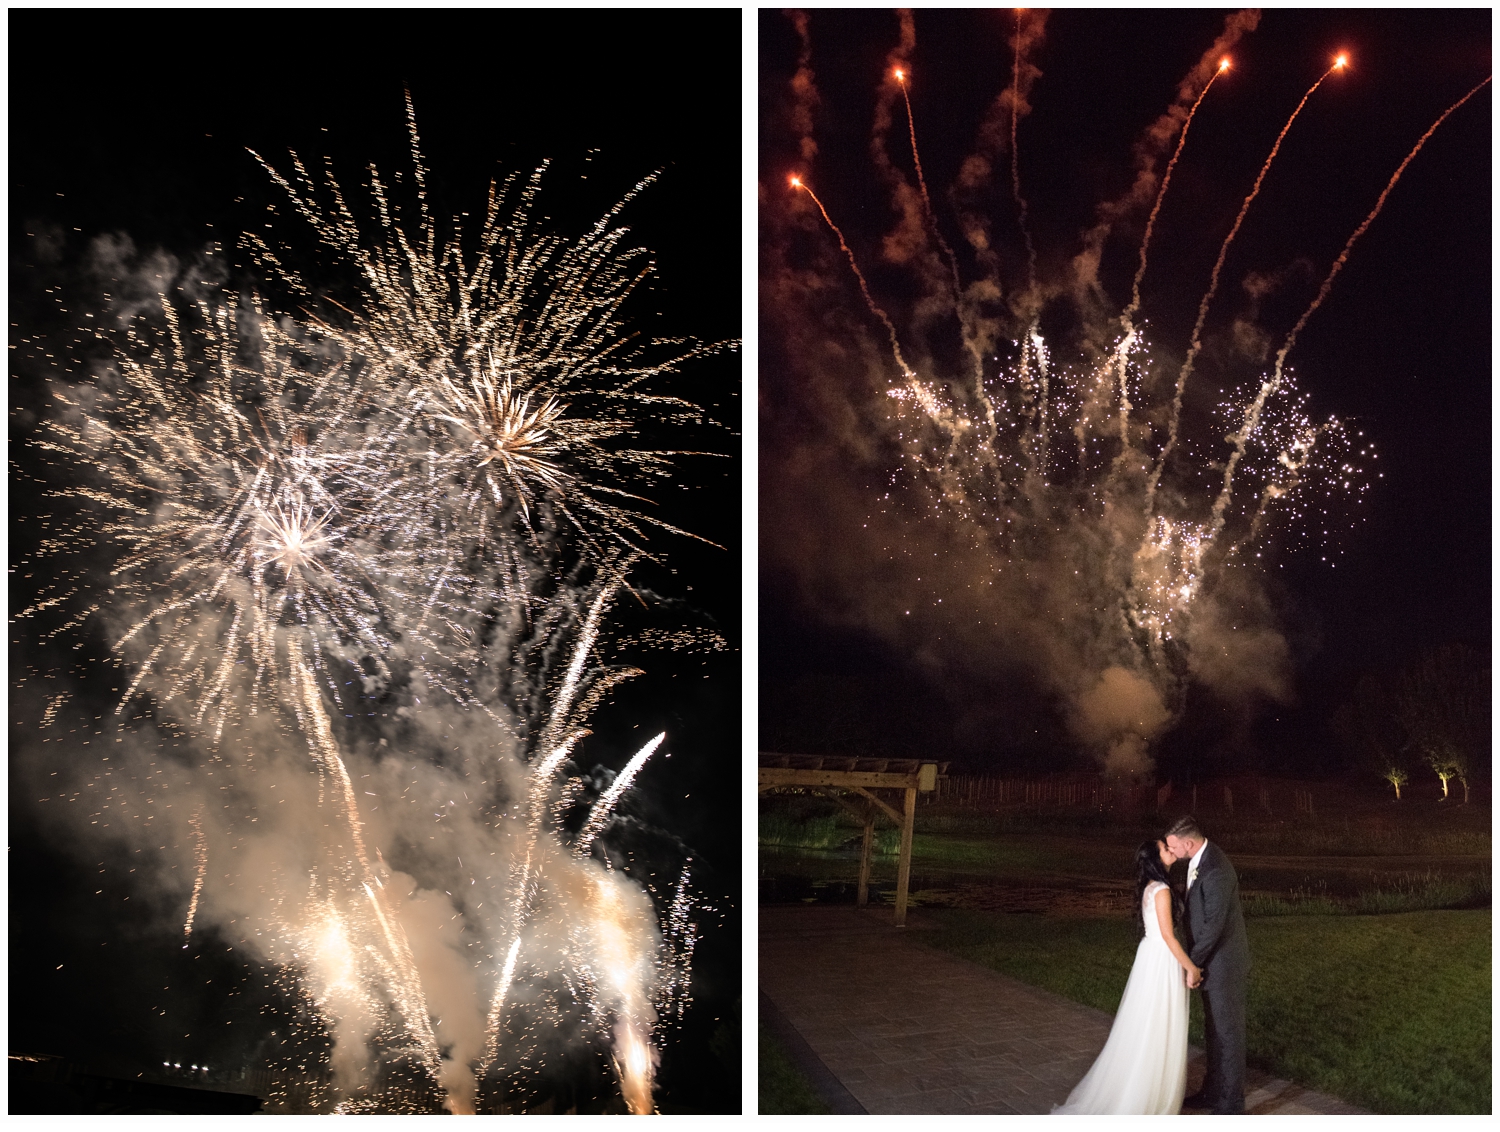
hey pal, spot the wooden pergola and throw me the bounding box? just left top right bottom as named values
left=758, top=753, right=947, bottom=927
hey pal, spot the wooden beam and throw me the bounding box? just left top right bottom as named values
left=857, top=819, right=873, bottom=907
left=849, top=786, right=902, bottom=827
left=894, top=786, right=916, bottom=928
left=757, top=767, right=923, bottom=790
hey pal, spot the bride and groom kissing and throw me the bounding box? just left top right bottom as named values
left=1054, top=816, right=1250, bottom=1115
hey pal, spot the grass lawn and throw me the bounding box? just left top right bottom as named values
left=758, top=1024, right=830, bottom=1114
left=929, top=908, right=1491, bottom=1114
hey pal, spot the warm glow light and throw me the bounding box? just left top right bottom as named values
left=894, top=68, right=905, bottom=82
left=1219, top=57, right=1231, bottom=72
left=789, top=175, right=802, bottom=188
left=1334, top=53, right=1349, bottom=69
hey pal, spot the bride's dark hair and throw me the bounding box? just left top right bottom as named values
left=1134, top=840, right=1182, bottom=937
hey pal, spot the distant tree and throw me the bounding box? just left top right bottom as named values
left=1424, top=741, right=1462, bottom=802
left=1332, top=674, right=1408, bottom=800
left=1393, top=644, right=1489, bottom=804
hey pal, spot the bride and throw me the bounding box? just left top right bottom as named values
left=1052, top=840, right=1200, bottom=1115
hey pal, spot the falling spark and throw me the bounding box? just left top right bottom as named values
left=39, top=691, right=70, bottom=730
left=183, top=806, right=208, bottom=944
left=576, top=732, right=666, bottom=857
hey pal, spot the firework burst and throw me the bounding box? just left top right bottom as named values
left=248, top=94, right=733, bottom=570
left=27, top=294, right=392, bottom=742
left=767, top=11, right=1484, bottom=776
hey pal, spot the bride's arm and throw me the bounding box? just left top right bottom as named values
left=1154, top=886, right=1201, bottom=982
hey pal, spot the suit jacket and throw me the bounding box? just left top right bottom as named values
left=1185, top=841, right=1250, bottom=982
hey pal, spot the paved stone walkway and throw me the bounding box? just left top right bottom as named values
left=760, top=904, right=1366, bottom=1115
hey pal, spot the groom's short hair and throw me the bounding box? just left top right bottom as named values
left=1165, top=815, right=1204, bottom=840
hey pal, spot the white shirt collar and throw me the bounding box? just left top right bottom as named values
left=1189, top=839, right=1208, bottom=873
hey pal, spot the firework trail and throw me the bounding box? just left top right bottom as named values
left=788, top=10, right=822, bottom=165
left=1120, top=54, right=1227, bottom=511
left=948, top=7, right=1046, bottom=301
left=1211, top=73, right=1492, bottom=543
left=792, top=177, right=916, bottom=379
left=984, top=13, right=1057, bottom=483
left=1273, top=74, right=1492, bottom=374
left=478, top=935, right=524, bottom=1097
left=24, top=102, right=725, bottom=1113
left=895, top=68, right=962, bottom=298
left=1009, top=9, right=1039, bottom=302
left=1072, top=9, right=1260, bottom=323
left=480, top=565, right=652, bottom=1088
left=1155, top=56, right=1347, bottom=505
left=1126, top=59, right=1230, bottom=328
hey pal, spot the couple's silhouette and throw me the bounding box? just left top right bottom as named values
left=1053, top=816, right=1250, bottom=1115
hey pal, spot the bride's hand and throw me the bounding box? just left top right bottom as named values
left=1185, top=963, right=1202, bottom=988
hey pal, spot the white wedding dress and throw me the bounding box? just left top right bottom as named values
left=1052, top=880, right=1188, bottom=1114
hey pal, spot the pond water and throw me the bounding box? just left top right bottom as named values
left=760, top=842, right=1491, bottom=915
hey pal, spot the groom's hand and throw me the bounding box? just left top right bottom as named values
left=1187, top=967, right=1203, bottom=989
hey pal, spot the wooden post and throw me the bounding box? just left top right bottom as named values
left=894, top=786, right=917, bottom=927
left=857, top=815, right=874, bottom=907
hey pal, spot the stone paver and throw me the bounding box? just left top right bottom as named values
left=761, top=903, right=1366, bottom=1115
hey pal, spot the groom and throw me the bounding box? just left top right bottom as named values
left=1165, top=815, right=1250, bottom=1114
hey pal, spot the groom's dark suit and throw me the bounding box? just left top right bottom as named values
left=1184, top=840, right=1250, bottom=1114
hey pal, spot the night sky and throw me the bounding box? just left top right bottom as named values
left=10, top=9, right=740, bottom=1113
left=759, top=10, right=1489, bottom=779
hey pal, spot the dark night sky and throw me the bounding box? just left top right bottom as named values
left=759, top=10, right=1489, bottom=778
left=10, top=9, right=740, bottom=1112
